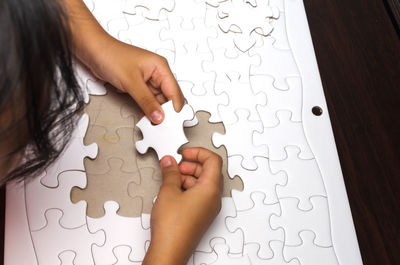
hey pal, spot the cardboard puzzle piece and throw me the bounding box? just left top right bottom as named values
left=84, top=88, right=139, bottom=144
left=213, top=0, right=279, bottom=52
left=181, top=111, right=244, bottom=197
left=253, top=110, right=314, bottom=160
left=40, top=114, right=97, bottom=188
left=87, top=201, right=150, bottom=264
left=123, top=0, right=175, bottom=20
left=203, top=47, right=261, bottom=83
left=84, top=126, right=139, bottom=174
left=270, top=146, right=327, bottom=210
left=196, top=197, right=243, bottom=253
left=270, top=196, right=333, bottom=247
left=31, top=209, right=105, bottom=265
left=180, top=81, right=228, bottom=123
left=165, top=42, right=214, bottom=95
left=112, top=245, right=142, bottom=265
left=25, top=171, right=87, bottom=231
left=160, top=16, right=217, bottom=54
left=250, top=37, right=300, bottom=90
left=71, top=158, right=142, bottom=218
left=244, top=241, right=299, bottom=265
left=215, top=73, right=267, bottom=125
left=195, top=242, right=252, bottom=265
left=283, top=231, right=339, bottom=265
left=127, top=167, right=162, bottom=214
left=213, top=109, right=267, bottom=170
left=251, top=75, right=302, bottom=127
left=226, top=192, right=284, bottom=259
left=136, top=100, right=195, bottom=163
left=228, top=155, right=286, bottom=210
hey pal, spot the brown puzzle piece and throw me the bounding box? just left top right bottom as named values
left=181, top=111, right=244, bottom=197
left=85, top=85, right=138, bottom=143
left=127, top=167, right=162, bottom=214
left=71, top=158, right=142, bottom=218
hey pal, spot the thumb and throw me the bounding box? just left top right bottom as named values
left=125, top=80, right=164, bottom=124
left=160, top=156, right=182, bottom=189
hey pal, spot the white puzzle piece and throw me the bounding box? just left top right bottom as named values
left=136, top=100, right=194, bottom=163
left=31, top=209, right=105, bottom=265
left=244, top=242, right=299, bottom=265
left=250, top=37, right=300, bottom=90
left=215, top=73, right=267, bottom=125
left=283, top=231, right=339, bottom=265
left=58, top=251, right=76, bottom=265
left=87, top=201, right=151, bottom=264
left=270, top=146, right=327, bottom=210
left=195, top=243, right=252, bottom=265
left=40, top=114, right=98, bottom=187
left=124, top=0, right=175, bottom=20
left=251, top=75, right=302, bottom=127
left=228, top=155, right=287, bottom=209
left=270, top=196, right=333, bottom=247
left=25, top=171, right=87, bottom=231
left=112, top=246, right=142, bottom=265
left=179, top=81, right=229, bottom=123
left=202, top=47, right=260, bottom=83
left=226, top=192, right=284, bottom=259
left=253, top=110, right=313, bottom=160
left=196, top=197, right=244, bottom=254
left=160, top=16, right=217, bottom=54
left=213, top=109, right=267, bottom=170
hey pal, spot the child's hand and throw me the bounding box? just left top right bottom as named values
left=87, top=40, right=185, bottom=124
left=65, top=0, right=184, bottom=124
left=143, top=148, right=223, bottom=265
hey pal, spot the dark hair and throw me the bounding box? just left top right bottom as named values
left=0, top=0, right=84, bottom=184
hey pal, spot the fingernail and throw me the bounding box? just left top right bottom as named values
left=161, top=156, right=172, bottom=168
left=151, top=110, right=163, bottom=123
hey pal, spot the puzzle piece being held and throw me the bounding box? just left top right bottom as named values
left=135, top=100, right=195, bottom=163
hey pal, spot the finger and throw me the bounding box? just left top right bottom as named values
left=181, top=174, right=197, bottom=190
left=181, top=147, right=223, bottom=183
left=151, top=60, right=185, bottom=112
left=160, top=156, right=182, bottom=189
left=124, top=75, right=164, bottom=124
left=179, top=161, right=203, bottom=178
left=155, top=93, right=168, bottom=105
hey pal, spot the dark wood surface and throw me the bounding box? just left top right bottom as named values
left=1, top=0, right=399, bottom=264
left=304, top=0, right=400, bottom=264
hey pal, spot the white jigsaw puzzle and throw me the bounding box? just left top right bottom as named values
left=213, top=109, right=267, bottom=170
left=4, top=0, right=363, bottom=264
left=135, top=100, right=194, bottom=163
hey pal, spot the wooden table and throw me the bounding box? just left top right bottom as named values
left=1, top=0, right=399, bottom=264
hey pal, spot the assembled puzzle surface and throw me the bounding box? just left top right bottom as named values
left=4, top=0, right=363, bottom=264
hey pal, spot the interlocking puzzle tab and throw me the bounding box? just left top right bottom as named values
left=135, top=100, right=195, bottom=163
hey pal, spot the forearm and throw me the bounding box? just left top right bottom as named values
left=64, top=0, right=113, bottom=69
